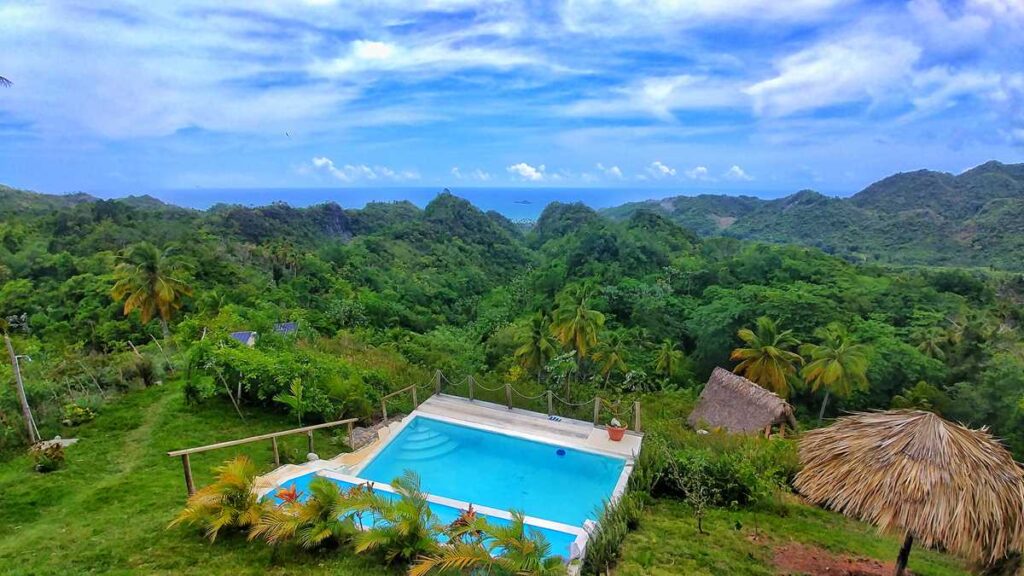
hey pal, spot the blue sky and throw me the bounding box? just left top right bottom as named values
left=1, top=0, right=1022, bottom=197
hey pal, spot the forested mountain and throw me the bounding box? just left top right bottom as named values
left=1, top=183, right=1023, bottom=460
left=605, top=160, right=1024, bottom=269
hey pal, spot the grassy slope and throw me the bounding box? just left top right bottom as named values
left=0, top=381, right=392, bottom=576
left=0, top=382, right=970, bottom=576
left=616, top=500, right=968, bottom=576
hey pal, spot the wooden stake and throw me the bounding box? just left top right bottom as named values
left=4, top=334, right=39, bottom=444
left=593, top=397, right=601, bottom=425
left=505, top=382, right=512, bottom=409
left=272, top=437, right=280, bottom=467
left=633, top=401, right=641, bottom=432
left=547, top=390, right=554, bottom=416
left=895, top=533, right=914, bottom=576
left=307, top=431, right=314, bottom=454
left=182, top=453, right=195, bottom=496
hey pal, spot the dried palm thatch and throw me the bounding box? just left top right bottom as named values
left=687, top=367, right=797, bottom=434
left=794, top=410, right=1024, bottom=572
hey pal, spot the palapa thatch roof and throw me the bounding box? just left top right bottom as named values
left=687, top=367, right=797, bottom=433
left=794, top=410, right=1024, bottom=565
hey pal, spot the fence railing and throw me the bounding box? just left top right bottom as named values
left=167, top=417, right=359, bottom=497
left=428, top=372, right=642, bottom=432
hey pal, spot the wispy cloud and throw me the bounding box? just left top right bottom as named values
left=311, top=156, right=419, bottom=182
left=724, top=165, right=753, bottom=181
left=646, top=161, right=677, bottom=178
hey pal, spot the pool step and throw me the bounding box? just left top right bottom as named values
left=394, top=439, right=460, bottom=461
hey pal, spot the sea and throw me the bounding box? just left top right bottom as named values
left=120, top=187, right=793, bottom=221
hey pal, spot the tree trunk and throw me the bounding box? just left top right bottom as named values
left=160, top=318, right=170, bottom=339
left=894, top=533, right=913, bottom=576
left=4, top=334, right=39, bottom=443
left=818, top=390, right=831, bottom=422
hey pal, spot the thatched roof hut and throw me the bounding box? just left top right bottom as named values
left=687, top=367, right=797, bottom=434
left=794, top=410, right=1024, bottom=573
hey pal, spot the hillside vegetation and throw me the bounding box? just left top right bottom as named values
left=605, top=160, right=1024, bottom=269
left=0, top=180, right=1021, bottom=574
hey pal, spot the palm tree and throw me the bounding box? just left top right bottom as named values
left=350, top=470, right=441, bottom=564
left=0, top=77, right=11, bottom=88
left=655, top=339, right=684, bottom=382
left=410, top=510, right=565, bottom=576
left=515, top=311, right=558, bottom=383
left=801, top=323, right=870, bottom=421
left=169, top=456, right=265, bottom=542
left=551, top=284, right=605, bottom=361
left=111, top=242, right=192, bottom=338
left=273, top=379, right=306, bottom=426
left=249, top=477, right=355, bottom=548
left=730, top=316, right=803, bottom=398
left=592, top=332, right=628, bottom=385
left=914, top=327, right=947, bottom=360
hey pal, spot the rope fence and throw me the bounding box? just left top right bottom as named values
left=379, top=371, right=642, bottom=432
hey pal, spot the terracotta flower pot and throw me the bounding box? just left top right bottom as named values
left=607, top=426, right=627, bottom=441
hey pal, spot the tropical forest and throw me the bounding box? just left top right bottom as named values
left=2, top=160, right=1024, bottom=575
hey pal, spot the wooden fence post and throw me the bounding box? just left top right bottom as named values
left=412, top=386, right=418, bottom=409
left=272, top=437, right=281, bottom=467
left=593, top=397, right=601, bottom=425
left=547, top=390, right=554, bottom=416
left=505, top=383, right=512, bottom=410
left=307, top=430, right=314, bottom=454
left=633, top=401, right=642, bottom=432
left=434, top=370, right=442, bottom=395
left=382, top=401, right=389, bottom=426
left=468, top=376, right=475, bottom=402
left=347, top=421, right=354, bottom=448
left=181, top=454, right=195, bottom=497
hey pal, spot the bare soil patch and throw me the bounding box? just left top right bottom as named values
left=774, top=542, right=907, bottom=576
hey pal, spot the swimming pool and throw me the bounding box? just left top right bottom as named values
left=356, top=415, right=626, bottom=527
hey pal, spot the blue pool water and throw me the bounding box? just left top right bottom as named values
left=358, top=416, right=625, bottom=526
left=272, top=472, right=578, bottom=559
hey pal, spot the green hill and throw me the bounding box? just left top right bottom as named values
left=605, top=160, right=1024, bottom=269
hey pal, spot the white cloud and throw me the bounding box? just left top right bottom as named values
left=647, top=160, right=676, bottom=178
left=596, top=163, right=623, bottom=179
left=561, top=0, right=851, bottom=35
left=451, top=166, right=491, bottom=181
left=745, top=34, right=921, bottom=117
left=311, top=156, right=419, bottom=182
left=507, top=162, right=545, bottom=181
left=685, top=166, right=712, bottom=180
left=724, top=165, right=753, bottom=181
left=565, top=75, right=744, bottom=120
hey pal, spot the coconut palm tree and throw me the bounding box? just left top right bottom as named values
left=410, top=510, right=565, bottom=576
left=551, top=284, right=605, bottom=362
left=350, top=470, right=441, bottom=564
left=914, top=327, right=947, bottom=360
left=515, top=311, right=558, bottom=383
left=0, top=77, right=11, bottom=88
left=592, top=332, right=628, bottom=385
left=800, top=323, right=870, bottom=421
left=249, top=477, right=355, bottom=548
left=111, top=242, right=192, bottom=338
left=169, top=456, right=265, bottom=542
left=730, top=316, right=803, bottom=398
left=655, top=339, right=684, bottom=382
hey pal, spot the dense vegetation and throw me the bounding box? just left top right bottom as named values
left=3, top=182, right=1019, bottom=574
left=605, top=160, right=1024, bottom=270
left=1, top=183, right=1022, bottom=456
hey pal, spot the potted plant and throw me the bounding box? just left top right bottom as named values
left=605, top=400, right=628, bottom=441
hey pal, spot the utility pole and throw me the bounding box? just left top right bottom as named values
left=4, top=333, right=40, bottom=444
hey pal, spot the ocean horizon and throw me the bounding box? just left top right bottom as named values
left=94, top=186, right=809, bottom=220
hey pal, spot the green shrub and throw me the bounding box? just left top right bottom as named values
left=582, top=492, right=645, bottom=575
left=61, top=402, right=97, bottom=426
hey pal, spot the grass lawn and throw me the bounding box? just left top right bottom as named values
left=616, top=499, right=970, bottom=576
left=0, top=380, right=394, bottom=575
left=0, top=381, right=973, bottom=575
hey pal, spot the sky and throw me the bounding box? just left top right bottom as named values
left=1, top=0, right=1023, bottom=197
